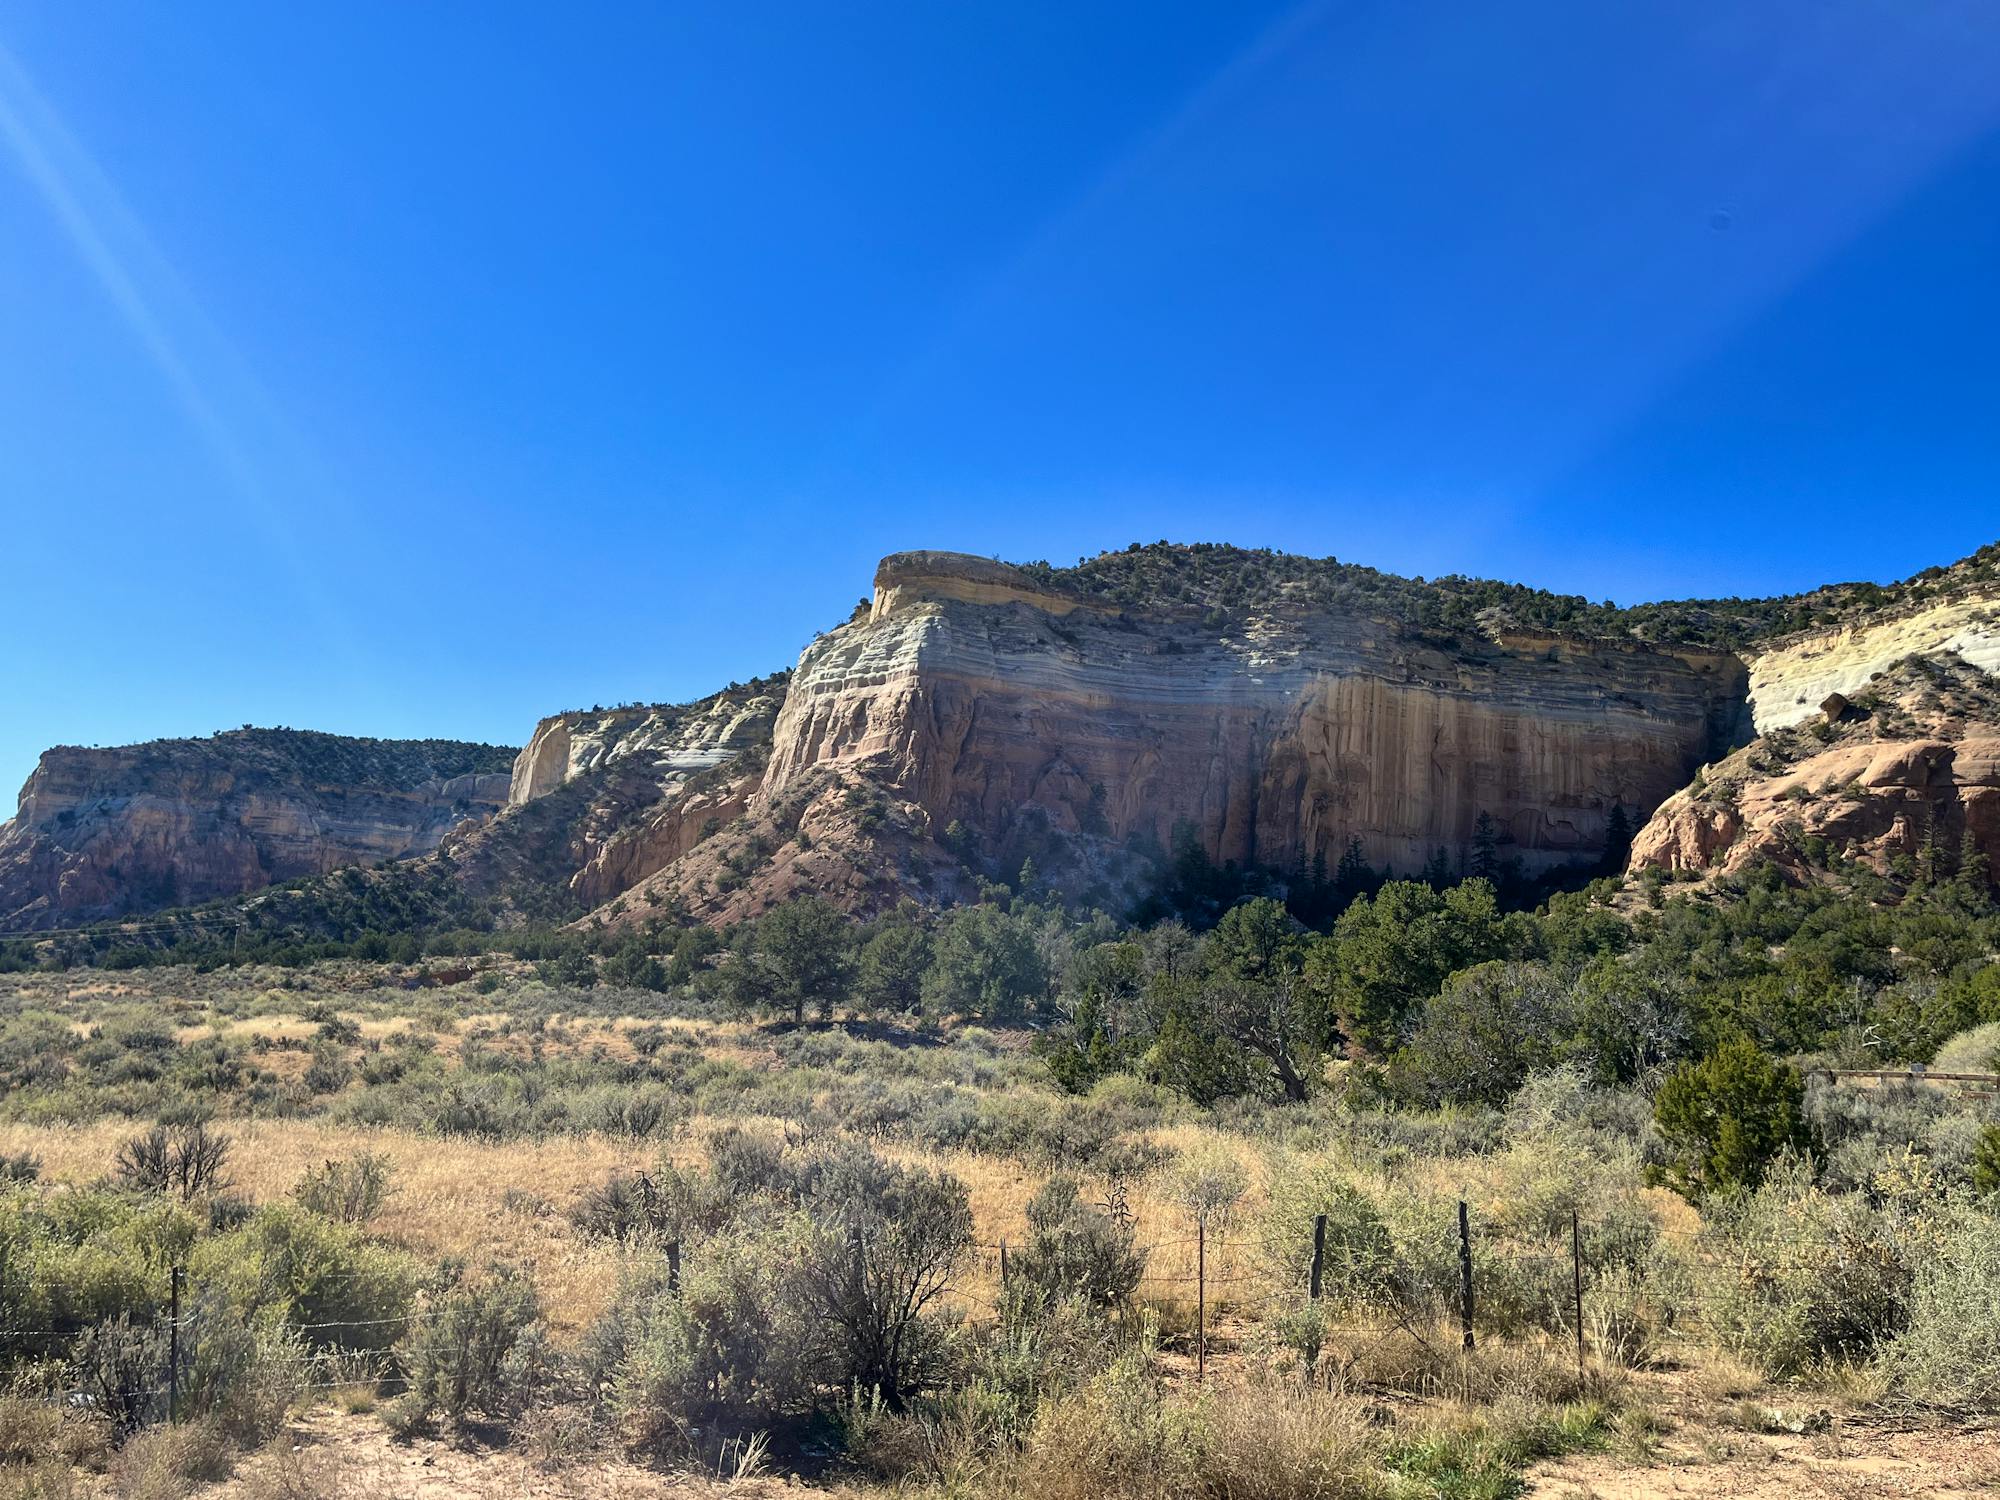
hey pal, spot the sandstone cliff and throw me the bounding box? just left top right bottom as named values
left=579, top=548, right=1764, bottom=926
left=764, top=551, right=1745, bottom=874
left=0, top=731, right=512, bottom=932
left=432, top=679, right=789, bottom=921
left=1631, top=608, right=2000, bottom=890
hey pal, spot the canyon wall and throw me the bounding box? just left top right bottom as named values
left=1747, top=595, right=2000, bottom=732
left=507, top=689, right=783, bottom=808
left=0, top=731, right=512, bottom=931
left=761, top=552, right=1750, bottom=883
left=1631, top=598, right=2000, bottom=888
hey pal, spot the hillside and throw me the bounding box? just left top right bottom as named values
left=0, top=730, right=513, bottom=931
left=10, top=540, right=1999, bottom=942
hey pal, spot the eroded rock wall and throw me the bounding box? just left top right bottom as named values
left=0, top=733, right=512, bottom=931
left=764, top=553, right=1749, bottom=881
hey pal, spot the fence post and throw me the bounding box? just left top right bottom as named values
left=666, top=1239, right=681, bottom=1295
left=1456, top=1200, right=1474, bottom=1352
left=1570, top=1208, right=1585, bottom=1383
left=999, top=1237, right=1009, bottom=1288
left=168, top=1264, right=182, bottom=1423
left=1309, top=1212, right=1327, bottom=1301
left=1196, top=1219, right=1207, bottom=1383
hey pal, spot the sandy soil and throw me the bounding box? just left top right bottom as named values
left=1530, top=1412, right=2000, bottom=1499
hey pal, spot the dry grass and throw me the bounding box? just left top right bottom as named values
left=0, top=1118, right=649, bottom=1333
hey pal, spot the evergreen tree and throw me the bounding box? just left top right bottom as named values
left=1334, top=837, right=1372, bottom=898
left=1600, top=804, right=1634, bottom=874
left=1469, top=812, right=1502, bottom=882
left=1653, top=1036, right=1812, bottom=1200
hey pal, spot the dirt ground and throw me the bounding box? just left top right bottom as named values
left=209, top=1408, right=862, bottom=1500
left=1529, top=1411, right=2000, bottom=1499
left=189, top=1400, right=2000, bottom=1500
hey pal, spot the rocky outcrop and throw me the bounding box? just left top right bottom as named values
left=1631, top=641, right=2000, bottom=890
left=756, top=552, right=1749, bottom=887
left=507, top=689, right=782, bottom=808
left=0, top=731, right=512, bottom=931
left=1747, top=596, right=2000, bottom=732
left=434, top=679, right=790, bottom=921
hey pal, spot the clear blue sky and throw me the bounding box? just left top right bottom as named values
left=4, top=2, right=1999, bottom=801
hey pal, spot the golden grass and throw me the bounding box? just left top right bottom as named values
left=0, top=1117, right=651, bottom=1334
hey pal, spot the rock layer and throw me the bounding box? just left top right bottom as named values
left=0, top=731, right=512, bottom=931
left=762, top=552, right=1750, bottom=882
left=1631, top=630, right=2000, bottom=890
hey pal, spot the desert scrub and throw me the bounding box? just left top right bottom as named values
left=1695, top=1155, right=1949, bottom=1376
left=1886, top=1200, right=2000, bottom=1405
left=389, top=1263, right=555, bottom=1431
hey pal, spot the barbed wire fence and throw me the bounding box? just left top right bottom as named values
left=0, top=1189, right=1938, bottom=1434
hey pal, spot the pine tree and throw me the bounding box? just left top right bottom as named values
left=1956, top=829, right=1991, bottom=895
left=1600, top=803, right=1634, bottom=874
left=1334, top=837, right=1371, bottom=896
left=1470, top=812, right=1501, bottom=882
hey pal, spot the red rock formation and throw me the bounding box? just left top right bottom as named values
left=760, top=552, right=1748, bottom=883
left=0, top=731, right=512, bottom=931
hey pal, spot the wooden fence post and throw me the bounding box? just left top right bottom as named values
left=666, top=1239, right=681, bottom=1295
left=1457, top=1200, right=1475, bottom=1352
left=1310, top=1212, right=1327, bottom=1301
left=999, top=1237, right=1009, bottom=1289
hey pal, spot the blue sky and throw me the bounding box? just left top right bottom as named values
left=3, top=2, right=1999, bottom=800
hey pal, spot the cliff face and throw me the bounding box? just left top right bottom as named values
left=1746, top=596, right=2000, bottom=733
left=434, top=681, right=789, bottom=921
left=506, top=690, right=783, bottom=808
left=748, top=551, right=1749, bottom=894
left=0, top=731, right=512, bottom=931
left=1631, top=605, right=2000, bottom=890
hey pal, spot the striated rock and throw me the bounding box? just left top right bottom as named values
left=0, top=731, right=512, bottom=931
left=429, top=680, right=791, bottom=921
left=1631, top=641, right=2000, bottom=889
left=507, top=689, right=783, bottom=808
left=1748, top=595, right=2000, bottom=732
left=760, top=551, right=1749, bottom=884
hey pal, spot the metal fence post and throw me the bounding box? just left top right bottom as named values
left=1457, top=1200, right=1475, bottom=1352
left=168, top=1264, right=182, bottom=1423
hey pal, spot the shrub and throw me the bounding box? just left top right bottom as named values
left=114, top=1124, right=232, bottom=1203
left=1653, top=1038, right=1811, bottom=1199
left=583, top=1228, right=816, bottom=1453
left=1889, top=1201, right=2000, bottom=1405
left=108, top=1418, right=232, bottom=1499
left=68, top=1317, right=168, bottom=1433
left=177, top=1302, right=307, bottom=1445
left=1163, top=1143, right=1248, bottom=1235
left=1697, top=1157, right=1930, bottom=1375
left=1973, top=1126, right=2000, bottom=1197
left=393, top=1264, right=553, bottom=1428
left=1255, top=1159, right=1396, bottom=1314
left=194, top=1205, right=419, bottom=1354
left=1005, top=1176, right=1144, bottom=1314
left=795, top=1145, right=972, bottom=1409
left=1932, top=1020, right=2000, bottom=1074
left=291, top=1153, right=393, bottom=1225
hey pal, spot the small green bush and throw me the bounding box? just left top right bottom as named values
left=393, top=1264, right=553, bottom=1428
left=1653, top=1038, right=1811, bottom=1199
